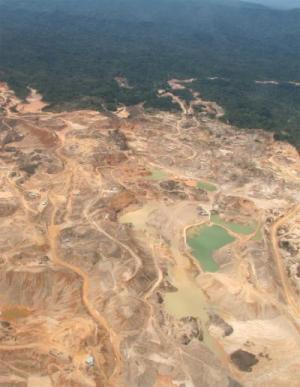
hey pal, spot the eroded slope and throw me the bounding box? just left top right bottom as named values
left=0, top=82, right=299, bottom=386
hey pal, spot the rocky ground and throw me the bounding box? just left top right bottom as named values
left=0, top=82, right=299, bottom=386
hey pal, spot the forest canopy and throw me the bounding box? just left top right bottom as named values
left=0, top=0, right=299, bottom=147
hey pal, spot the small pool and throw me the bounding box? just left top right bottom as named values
left=187, top=224, right=235, bottom=271
left=211, top=214, right=256, bottom=235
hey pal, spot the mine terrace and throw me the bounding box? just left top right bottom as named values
left=0, top=81, right=299, bottom=386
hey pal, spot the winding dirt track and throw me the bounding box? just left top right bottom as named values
left=45, top=137, right=123, bottom=385
left=47, top=220, right=122, bottom=384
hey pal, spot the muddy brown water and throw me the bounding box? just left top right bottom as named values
left=120, top=203, right=223, bottom=356
left=1, top=305, right=32, bottom=320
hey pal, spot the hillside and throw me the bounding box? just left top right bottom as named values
left=0, top=0, right=299, bottom=147
left=0, top=80, right=300, bottom=386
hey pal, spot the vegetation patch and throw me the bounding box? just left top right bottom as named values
left=197, top=181, right=217, bottom=192
left=0, top=0, right=300, bottom=148
left=146, top=169, right=168, bottom=181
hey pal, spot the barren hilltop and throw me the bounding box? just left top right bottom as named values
left=0, top=80, right=299, bottom=386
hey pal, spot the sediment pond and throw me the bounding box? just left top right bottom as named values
left=211, top=214, right=256, bottom=235
left=122, top=203, right=225, bottom=356
left=164, top=266, right=221, bottom=354
left=187, top=224, right=235, bottom=272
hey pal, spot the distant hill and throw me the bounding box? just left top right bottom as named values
left=0, top=0, right=300, bottom=147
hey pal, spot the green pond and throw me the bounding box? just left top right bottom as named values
left=146, top=169, right=168, bottom=180
left=187, top=225, right=235, bottom=272
left=197, top=181, right=217, bottom=192
left=211, top=214, right=256, bottom=235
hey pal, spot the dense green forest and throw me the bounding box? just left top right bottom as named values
left=0, top=0, right=299, bottom=147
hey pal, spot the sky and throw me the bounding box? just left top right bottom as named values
left=245, top=0, right=300, bottom=8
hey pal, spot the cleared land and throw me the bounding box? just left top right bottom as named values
left=0, top=81, right=299, bottom=386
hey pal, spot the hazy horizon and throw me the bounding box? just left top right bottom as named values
left=245, top=0, right=300, bottom=9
